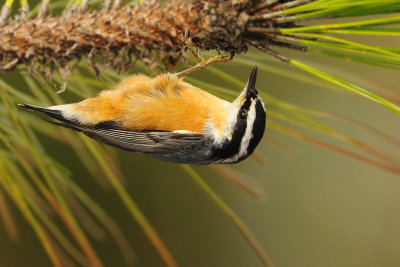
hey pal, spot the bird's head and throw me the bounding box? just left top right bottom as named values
left=212, top=66, right=266, bottom=163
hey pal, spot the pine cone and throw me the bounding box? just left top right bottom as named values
left=0, top=0, right=302, bottom=75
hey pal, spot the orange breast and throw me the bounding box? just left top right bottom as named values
left=70, top=74, right=230, bottom=133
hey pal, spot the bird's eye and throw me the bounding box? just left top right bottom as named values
left=239, top=110, right=247, bottom=120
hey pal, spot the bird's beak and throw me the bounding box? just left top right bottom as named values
left=245, top=66, right=258, bottom=98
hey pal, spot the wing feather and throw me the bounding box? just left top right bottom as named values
left=20, top=103, right=215, bottom=164
left=48, top=120, right=213, bottom=164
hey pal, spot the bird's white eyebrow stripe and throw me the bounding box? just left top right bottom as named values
left=237, top=100, right=256, bottom=157
left=259, top=96, right=266, bottom=111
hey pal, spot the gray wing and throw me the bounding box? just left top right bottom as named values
left=50, top=121, right=215, bottom=164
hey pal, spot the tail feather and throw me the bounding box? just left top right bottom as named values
left=45, top=119, right=85, bottom=132
left=18, top=103, right=69, bottom=123
left=19, top=103, right=122, bottom=131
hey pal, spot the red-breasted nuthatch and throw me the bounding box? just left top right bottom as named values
left=19, top=66, right=266, bottom=164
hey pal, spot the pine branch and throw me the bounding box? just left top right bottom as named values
left=0, top=0, right=303, bottom=75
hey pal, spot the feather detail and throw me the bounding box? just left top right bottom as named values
left=46, top=119, right=215, bottom=164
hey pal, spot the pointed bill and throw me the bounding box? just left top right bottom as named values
left=245, top=66, right=258, bottom=98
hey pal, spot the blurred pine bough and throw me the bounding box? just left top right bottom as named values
left=0, top=0, right=400, bottom=266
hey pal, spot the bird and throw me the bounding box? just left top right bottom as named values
left=18, top=66, right=266, bottom=164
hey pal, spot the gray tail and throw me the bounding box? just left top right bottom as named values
left=18, top=103, right=67, bottom=122
left=45, top=119, right=85, bottom=132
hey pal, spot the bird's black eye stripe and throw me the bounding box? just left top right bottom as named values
left=239, top=110, right=247, bottom=120
left=238, top=98, right=252, bottom=121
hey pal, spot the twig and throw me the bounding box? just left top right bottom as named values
left=111, top=0, right=122, bottom=10
left=276, top=15, right=300, bottom=23
left=272, top=0, right=310, bottom=11
left=250, top=10, right=283, bottom=21
left=175, top=53, right=234, bottom=78
left=37, top=0, right=50, bottom=19
left=0, top=5, right=11, bottom=24
left=248, top=0, right=279, bottom=14
left=19, top=4, right=29, bottom=20
left=252, top=43, right=291, bottom=63
left=102, top=0, right=112, bottom=11
left=80, top=0, right=90, bottom=12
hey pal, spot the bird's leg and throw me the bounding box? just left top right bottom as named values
left=175, top=52, right=234, bottom=78
left=176, top=40, right=234, bottom=78
left=189, top=45, right=205, bottom=65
